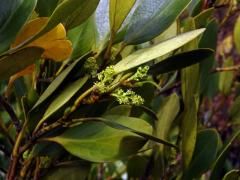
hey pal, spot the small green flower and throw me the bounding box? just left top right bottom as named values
left=94, top=66, right=115, bottom=93
left=111, top=88, right=144, bottom=105
left=128, top=66, right=149, bottom=81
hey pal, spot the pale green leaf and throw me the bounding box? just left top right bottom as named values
left=109, top=0, right=136, bottom=34
left=234, top=15, right=240, bottom=53
left=114, top=29, right=205, bottom=73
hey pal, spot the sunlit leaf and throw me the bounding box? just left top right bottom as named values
left=234, top=15, right=240, bottom=53
left=114, top=29, right=205, bottom=73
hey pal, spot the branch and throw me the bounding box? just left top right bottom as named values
left=211, top=65, right=240, bottom=73
left=0, top=95, right=21, bottom=133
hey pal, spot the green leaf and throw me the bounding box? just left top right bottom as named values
left=234, top=15, right=240, bottom=53
left=30, top=53, right=90, bottom=111
left=193, top=8, right=214, bottom=28
left=185, top=129, right=220, bottom=180
left=47, top=116, right=153, bottom=162
left=43, top=163, right=90, bottom=180
left=109, top=0, right=136, bottom=34
left=127, top=156, right=148, bottom=178
left=68, top=15, right=98, bottom=60
left=104, top=105, right=132, bottom=117
left=114, top=29, right=205, bottom=73
left=0, top=0, right=37, bottom=53
left=41, top=0, right=100, bottom=34
left=124, top=0, right=191, bottom=45
left=35, top=0, right=59, bottom=17
left=36, top=76, right=88, bottom=129
left=0, top=47, right=43, bottom=81
left=156, top=93, right=180, bottom=154
left=222, top=170, right=240, bottom=180
left=149, top=49, right=213, bottom=75
left=210, top=130, right=240, bottom=180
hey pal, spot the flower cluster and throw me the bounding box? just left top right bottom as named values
left=128, top=66, right=149, bottom=81
left=111, top=89, right=144, bottom=105
left=84, top=57, right=99, bottom=77
left=94, top=66, right=115, bottom=93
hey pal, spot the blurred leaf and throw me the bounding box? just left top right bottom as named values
left=210, top=129, right=240, bottom=180
left=234, top=15, right=240, bottom=53
left=0, top=47, right=43, bottom=81
left=149, top=49, right=213, bottom=75
left=36, top=76, right=88, bottom=129
left=47, top=116, right=153, bottom=162
left=127, top=156, right=148, bottom=178
left=43, top=163, right=90, bottom=180
left=124, top=0, right=191, bottom=45
left=109, top=0, right=136, bottom=35
left=185, top=129, right=220, bottom=180
left=222, top=170, right=240, bottom=180
left=68, top=15, right=98, bottom=60
left=194, top=8, right=214, bottom=28
left=189, top=0, right=202, bottom=16
left=114, top=29, right=205, bottom=73
left=36, top=0, right=59, bottom=17
left=229, top=95, right=240, bottom=124
left=0, top=0, right=37, bottom=53
left=219, top=57, right=234, bottom=94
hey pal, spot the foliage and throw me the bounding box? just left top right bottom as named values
left=0, top=0, right=240, bottom=179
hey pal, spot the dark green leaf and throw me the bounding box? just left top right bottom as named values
left=35, top=0, right=59, bottom=17
left=149, top=49, right=213, bottom=75
left=210, top=130, right=240, bottom=180
left=0, top=47, right=43, bottom=81
left=0, top=0, right=37, bottom=53
left=194, top=8, right=214, bottom=28
left=124, top=0, right=191, bottom=45
left=185, top=129, right=220, bottom=180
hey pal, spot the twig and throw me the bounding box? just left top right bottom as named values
left=211, top=65, right=240, bottom=73
left=0, top=95, right=21, bottom=133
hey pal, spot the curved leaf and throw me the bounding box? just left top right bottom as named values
left=47, top=116, right=153, bottom=162
left=0, top=47, right=44, bottom=81
left=36, top=0, right=59, bottom=17
left=0, top=0, right=37, bottom=53
left=185, top=129, right=220, bottom=180
left=36, top=76, right=88, bottom=130
left=124, top=0, right=191, bottom=45
left=222, top=170, right=240, bottom=180
left=149, top=49, right=214, bottom=75
left=114, top=29, right=205, bottom=73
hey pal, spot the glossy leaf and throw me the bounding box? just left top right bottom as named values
left=47, top=116, right=153, bottom=162
left=114, top=29, right=205, bottom=73
left=222, top=170, right=240, bottom=180
left=36, top=0, right=59, bottom=17
left=0, top=47, right=43, bottom=81
left=149, top=49, right=213, bottom=75
left=0, top=0, right=37, bottom=53
left=234, top=15, right=240, bottom=53
left=36, top=76, right=88, bottom=129
left=109, top=0, right=136, bottom=34
left=185, top=129, right=220, bottom=180
left=124, top=0, right=191, bottom=45
left=210, top=130, right=240, bottom=180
